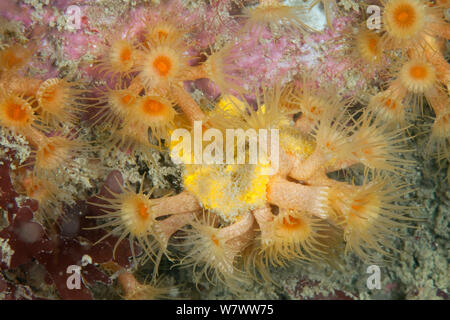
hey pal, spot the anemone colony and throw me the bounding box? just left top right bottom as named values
left=0, top=0, right=448, bottom=299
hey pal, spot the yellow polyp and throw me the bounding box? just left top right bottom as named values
left=0, top=94, right=34, bottom=131
left=22, top=174, right=52, bottom=202
left=279, top=127, right=315, bottom=159
left=215, top=95, right=246, bottom=117
left=137, top=202, right=150, bottom=220
left=145, top=20, right=182, bottom=46
left=183, top=173, right=195, bottom=187
left=211, top=234, right=220, bottom=246
left=275, top=214, right=311, bottom=243
left=409, top=65, right=427, bottom=80
left=260, top=104, right=266, bottom=114
left=121, top=94, right=133, bottom=105
left=399, top=59, right=436, bottom=93
left=35, top=137, right=71, bottom=171
left=120, top=47, right=132, bottom=63
left=384, top=0, right=425, bottom=40
left=153, top=55, right=172, bottom=77
left=183, top=161, right=270, bottom=223
left=238, top=163, right=270, bottom=205
left=356, top=29, right=382, bottom=63
left=342, top=189, right=383, bottom=233
left=108, top=39, right=136, bottom=73
left=0, top=45, right=33, bottom=70
left=393, top=4, right=416, bottom=28
left=139, top=45, right=184, bottom=88
left=2, top=50, right=22, bottom=67
left=367, top=37, right=378, bottom=54
left=142, top=98, right=165, bottom=115
left=7, top=103, right=28, bottom=122
left=37, top=78, right=73, bottom=118
left=121, top=194, right=155, bottom=236
left=157, top=31, right=169, bottom=41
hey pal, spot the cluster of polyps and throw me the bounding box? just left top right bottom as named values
left=89, top=15, right=245, bottom=159
left=80, top=1, right=427, bottom=295
left=0, top=43, right=89, bottom=226
left=353, top=0, right=450, bottom=162
left=90, top=75, right=414, bottom=293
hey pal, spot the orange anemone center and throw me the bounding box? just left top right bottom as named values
left=384, top=98, right=397, bottom=110
left=325, top=141, right=336, bottom=152
left=137, top=201, right=149, bottom=220
left=367, top=37, right=378, bottom=54
left=142, top=98, right=165, bottom=115
left=27, top=180, right=46, bottom=199
left=409, top=65, right=427, bottom=80
left=3, top=50, right=22, bottom=68
left=43, top=87, right=57, bottom=103
left=157, top=30, right=169, bottom=41
left=281, top=216, right=303, bottom=231
left=120, top=93, right=135, bottom=106
left=153, top=55, right=172, bottom=76
left=350, top=198, right=368, bottom=216
left=310, top=106, right=321, bottom=115
left=42, top=143, right=57, bottom=159
left=120, top=47, right=132, bottom=62
left=393, top=4, right=416, bottom=27
left=6, top=102, right=28, bottom=122
left=41, top=85, right=65, bottom=107
left=211, top=234, right=220, bottom=246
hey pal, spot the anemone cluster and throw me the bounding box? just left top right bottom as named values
left=0, top=0, right=448, bottom=299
